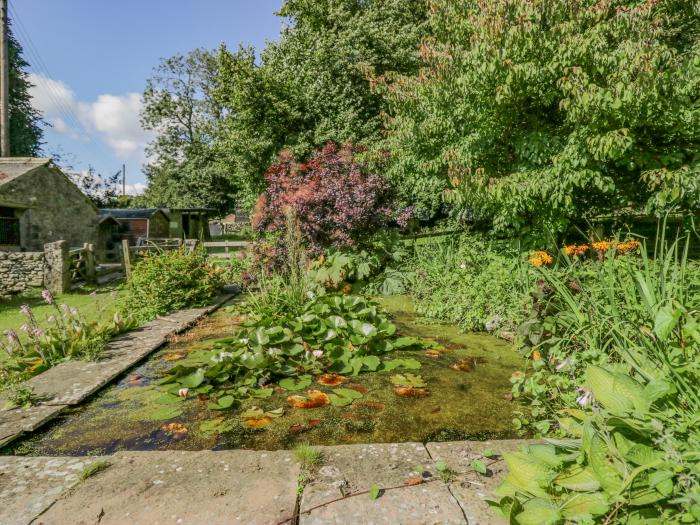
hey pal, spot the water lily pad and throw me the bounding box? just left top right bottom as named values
left=287, top=390, right=331, bottom=409
left=145, top=405, right=183, bottom=421
left=328, top=394, right=354, bottom=407
left=199, top=417, right=235, bottom=435
left=382, top=358, right=421, bottom=371
left=279, top=375, right=312, bottom=391
left=332, top=388, right=363, bottom=400
left=251, top=388, right=274, bottom=398
left=390, top=373, right=427, bottom=388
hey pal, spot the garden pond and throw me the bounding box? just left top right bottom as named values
left=5, top=296, right=524, bottom=456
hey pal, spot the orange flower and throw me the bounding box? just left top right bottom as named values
left=591, top=241, right=611, bottom=254
left=563, top=244, right=589, bottom=257
left=287, top=390, right=331, bottom=409
left=616, top=240, right=641, bottom=255
left=511, top=371, right=524, bottom=379
left=532, top=350, right=541, bottom=361
left=528, top=251, right=553, bottom=267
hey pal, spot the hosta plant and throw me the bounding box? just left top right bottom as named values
left=491, top=364, right=700, bottom=524
left=159, top=294, right=425, bottom=409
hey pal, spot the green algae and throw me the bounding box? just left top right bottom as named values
left=4, top=296, right=525, bottom=456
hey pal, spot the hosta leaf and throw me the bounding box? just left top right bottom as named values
left=561, top=492, right=609, bottom=520
left=516, top=498, right=561, bottom=525
left=585, top=366, right=645, bottom=414
left=588, top=435, right=623, bottom=493
left=502, top=452, right=552, bottom=497
left=279, top=375, right=312, bottom=391
left=554, top=465, right=600, bottom=492
left=524, top=444, right=564, bottom=468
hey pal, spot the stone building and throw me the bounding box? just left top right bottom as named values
left=0, top=158, right=103, bottom=251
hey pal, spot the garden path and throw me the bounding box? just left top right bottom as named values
left=0, top=439, right=526, bottom=525
left=0, top=292, right=236, bottom=448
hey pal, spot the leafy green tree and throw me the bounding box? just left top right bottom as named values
left=142, top=1, right=429, bottom=211
left=380, top=0, right=700, bottom=236
left=9, top=23, right=43, bottom=156
left=140, top=49, right=237, bottom=213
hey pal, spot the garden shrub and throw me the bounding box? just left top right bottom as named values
left=120, top=247, right=223, bottom=323
left=379, top=0, right=700, bottom=235
left=495, top=237, right=700, bottom=524
left=403, top=235, right=532, bottom=332
left=252, top=142, right=395, bottom=254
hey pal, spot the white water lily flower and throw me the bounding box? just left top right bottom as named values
left=238, top=338, right=249, bottom=344
left=178, top=388, right=189, bottom=398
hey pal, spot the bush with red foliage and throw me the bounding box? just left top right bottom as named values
left=252, top=142, right=394, bottom=254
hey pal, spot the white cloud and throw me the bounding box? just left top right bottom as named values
left=28, top=73, right=152, bottom=161
left=124, top=182, right=147, bottom=196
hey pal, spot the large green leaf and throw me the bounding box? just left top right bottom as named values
left=515, top=498, right=561, bottom=525
left=502, top=452, right=553, bottom=497
left=653, top=304, right=681, bottom=341
left=585, top=366, right=645, bottom=415
left=554, top=465, right=601, bottom=492
left=561, top=492, right=609, bottom=521
left=588, top=435, right=623, bottom=493
left=178, top=369, right=205, bottom=388
left=279, top=375, right=312, bottom=391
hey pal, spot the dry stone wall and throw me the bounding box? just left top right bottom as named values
left=0, top=241, right=71, bottom=299
left=0, top=251, right=44, bottom=298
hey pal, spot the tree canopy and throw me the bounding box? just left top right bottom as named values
left=379, top=0, right=700, bottom=236
left=141, top=0, right=429, bottom=213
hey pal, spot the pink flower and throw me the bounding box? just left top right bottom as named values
left=312, top=350, right=324, bottom=359
left=178, top=388, right=189, bottom=398
left=576, top=387, right=593, bottom=408
left=41, top=289, right=55, bottom=305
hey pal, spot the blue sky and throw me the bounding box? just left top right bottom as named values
left=11, top=0, right=283, bottom=193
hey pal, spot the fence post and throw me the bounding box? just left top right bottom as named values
left=121, top=239, right=132, bottom=279
left=84, top=243, right=96, bottom=283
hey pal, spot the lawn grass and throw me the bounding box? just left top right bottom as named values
left=0, top=285, right=125, bottom=346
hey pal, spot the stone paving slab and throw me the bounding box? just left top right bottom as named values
left=0, top=455, right=108, bottom=525
left=0, top=404, right=68, bottom=447
left=425, top=440, right=530, bottom=525
left=34, top=450, right=300, bottom=525
left=299, top=442, right=467, bottom=525
left=0, top=294, right=235, bottom=448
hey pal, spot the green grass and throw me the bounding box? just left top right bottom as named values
left=0, top=285, right=125, bottom=354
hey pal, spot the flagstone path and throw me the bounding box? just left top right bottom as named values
left=0, top=439, right=528, bottom=525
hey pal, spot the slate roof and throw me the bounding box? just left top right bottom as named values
left=0, top=158, right=52, bottom=188
left=99, top=208, right=169, bottom=220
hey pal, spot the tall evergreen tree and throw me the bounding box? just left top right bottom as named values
left=8, top=22, right=43, bottom=156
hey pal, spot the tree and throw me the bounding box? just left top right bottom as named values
left=380, top=0, right=700, bottom=237
left=141, top=1, right=430, bottom=211
left=8, top=22, right=43, bottom=156
left=66, top=166, right=121, bottom=208
left=140, top=49, right=237, bottom=214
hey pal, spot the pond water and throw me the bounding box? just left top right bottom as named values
left=5, top=295, right=524, bottom=456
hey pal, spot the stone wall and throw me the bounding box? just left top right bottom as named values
left=0, top=251, right=44, bottom=298
left=0, top=241, right=71, bottom=299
